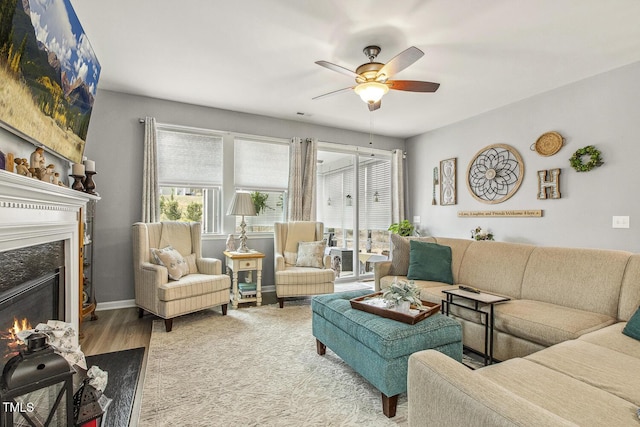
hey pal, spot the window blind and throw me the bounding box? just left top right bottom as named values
left=359, top=158, right=391, bottom=230
left=234, top=138, right=289, bottom=190
left=157, top=127, right=223, bottom=186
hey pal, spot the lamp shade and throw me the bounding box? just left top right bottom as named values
left=227, top=192, right=257, bottom=216
left=354, top=82, right=389, bottom=104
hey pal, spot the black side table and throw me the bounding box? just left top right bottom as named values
left=441, top=288, right=510, bottom=365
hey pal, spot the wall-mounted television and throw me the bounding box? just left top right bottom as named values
left=0, top=0, right=100, bottom=164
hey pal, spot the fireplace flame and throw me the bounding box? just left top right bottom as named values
left=1, top=317, right=32, bottom=356
left=9, top=317, right=32, bottom=339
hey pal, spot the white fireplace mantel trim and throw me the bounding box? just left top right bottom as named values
left=0, top=169, right=99, bottom=337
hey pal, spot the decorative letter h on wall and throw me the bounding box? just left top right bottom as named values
left=537, top=169, right=561, bottom=199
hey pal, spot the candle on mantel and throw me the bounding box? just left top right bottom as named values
left=72, top=163, right=85, bottom=176
left=83, top=159, right=95, bottom=173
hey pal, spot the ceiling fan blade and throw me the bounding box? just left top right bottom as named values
left=315, top=60, right=361, bottom=79
left=312, top=86, right=353, bottom=100
left=387, top=80, right=440, bottom=92
left=376, top=46, right=424, bottom=80
left=368, top=100, right=381, bottom=112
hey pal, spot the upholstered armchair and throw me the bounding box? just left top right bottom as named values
left=133, top=222, right=231, bottom=331
left=274, top=221, right=335, bottom=308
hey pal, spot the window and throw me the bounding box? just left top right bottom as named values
left=156, top=125, right=223, bottom=233
left=233, top=138, right=289, bottom=233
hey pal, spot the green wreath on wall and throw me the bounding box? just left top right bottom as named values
left=569, top=145, right=603, bottom=172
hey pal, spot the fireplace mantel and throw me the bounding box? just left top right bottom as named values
left=0, top=169, right=99, bottom=336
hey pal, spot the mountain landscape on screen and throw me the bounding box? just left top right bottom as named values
left=0, top=0, right=100, bottom=163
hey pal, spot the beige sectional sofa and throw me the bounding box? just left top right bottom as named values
left=374, top=236, right=640, bottom=426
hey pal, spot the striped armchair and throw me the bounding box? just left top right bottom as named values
left=132, top=222, right=231, bottom=331
left=274, top=222, right=335, bottom=308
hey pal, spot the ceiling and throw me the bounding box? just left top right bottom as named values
left=72, top=0, right=640, bottom=139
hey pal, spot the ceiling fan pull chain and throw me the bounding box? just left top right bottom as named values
left=369, top=113, right=374, bottom=150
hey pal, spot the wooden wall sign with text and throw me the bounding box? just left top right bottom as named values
left=458, top=210, right=543, bottom=218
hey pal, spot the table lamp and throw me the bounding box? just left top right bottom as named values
left=227, top=191, right=257, bottom=252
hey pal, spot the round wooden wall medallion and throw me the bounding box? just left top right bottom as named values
left=466, top=144, right=524, bottom=204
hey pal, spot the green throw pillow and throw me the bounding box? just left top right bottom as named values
left=622, top=306, right=640, bottom=341
left=407, top=240, right=454, bottom=284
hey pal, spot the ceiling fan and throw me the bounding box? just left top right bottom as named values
left=314, top=45, right=440, bottom=111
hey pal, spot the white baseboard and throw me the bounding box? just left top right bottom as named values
left=96, top=299, right=136, bottom=311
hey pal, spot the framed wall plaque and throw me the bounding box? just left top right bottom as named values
left=439, top=158, right=457, bottom=205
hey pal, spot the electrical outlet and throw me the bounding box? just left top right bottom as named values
left=612, top=216, right=630, bottom=229
left=413, top=216, right=421, bottom=223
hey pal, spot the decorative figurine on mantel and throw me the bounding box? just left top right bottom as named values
left=30, top=147, right=46, bottom=179
left=14, top=158, right=29, bottom=176
left=41, top=164, right=56, bottom=183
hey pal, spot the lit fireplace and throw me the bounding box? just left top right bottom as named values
left=0, top=264, right=64, bottom=364
left=0, top=318, right=32, bottom=359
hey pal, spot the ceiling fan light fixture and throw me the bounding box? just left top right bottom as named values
left=354, top=82, right=389, bottom=104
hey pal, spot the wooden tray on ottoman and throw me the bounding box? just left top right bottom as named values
left=350, top=292, right=441, bottom=325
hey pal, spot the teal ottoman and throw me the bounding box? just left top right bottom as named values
left=311, top=289, right=462, bottom=417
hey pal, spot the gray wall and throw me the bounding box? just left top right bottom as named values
left=406, top=61, right=640, bottom=252
left=83, top=90, right=404, bottom=305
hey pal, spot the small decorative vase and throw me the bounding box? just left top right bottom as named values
left=397, top=300, right=410, bottom=313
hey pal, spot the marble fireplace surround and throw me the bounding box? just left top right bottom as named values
left=0, top=169, right=99, bottom=338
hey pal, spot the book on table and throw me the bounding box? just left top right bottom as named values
left=239, top=282, right=257, bottom=298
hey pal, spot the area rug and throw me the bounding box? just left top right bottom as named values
left=85, top=347, right=144, bottom=427
left=138, top=301, right=407, bottom=426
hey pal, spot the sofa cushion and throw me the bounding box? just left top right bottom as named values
left=407, top=240, right=454, bottom=284
left=295, top=240, right=326, bottom=268
left=477, top=357, right=639, bottom=426
left=492, top=299, right=616, bottom=347
left=388, top=234, right=436, bottom=276
left=622, top=306, right=640, bottom=341
left=578, top=322, right=640, bottom=359
left=158, top=273, right=230, bottom=301
left=275, top=266, right=335, bottom=285
left=457, top=241, right=534, bottom=298
left=525, top=339, right=640, bottom=405
left=380, top=274, right=448, bottom=291
left=521, top=246, right=631, bottom=317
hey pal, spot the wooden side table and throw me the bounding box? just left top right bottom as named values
left=223, top=250, right=265, bottom=309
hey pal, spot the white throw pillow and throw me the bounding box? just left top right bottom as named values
left=295, top=240, right=326, bottom=268
left=151, top=246, right=190, bottom=280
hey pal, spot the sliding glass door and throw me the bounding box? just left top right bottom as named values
left=317, top=145, right=391, bottom=281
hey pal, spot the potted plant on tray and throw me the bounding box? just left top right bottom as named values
left=382, top=279, right=424, bottom=313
